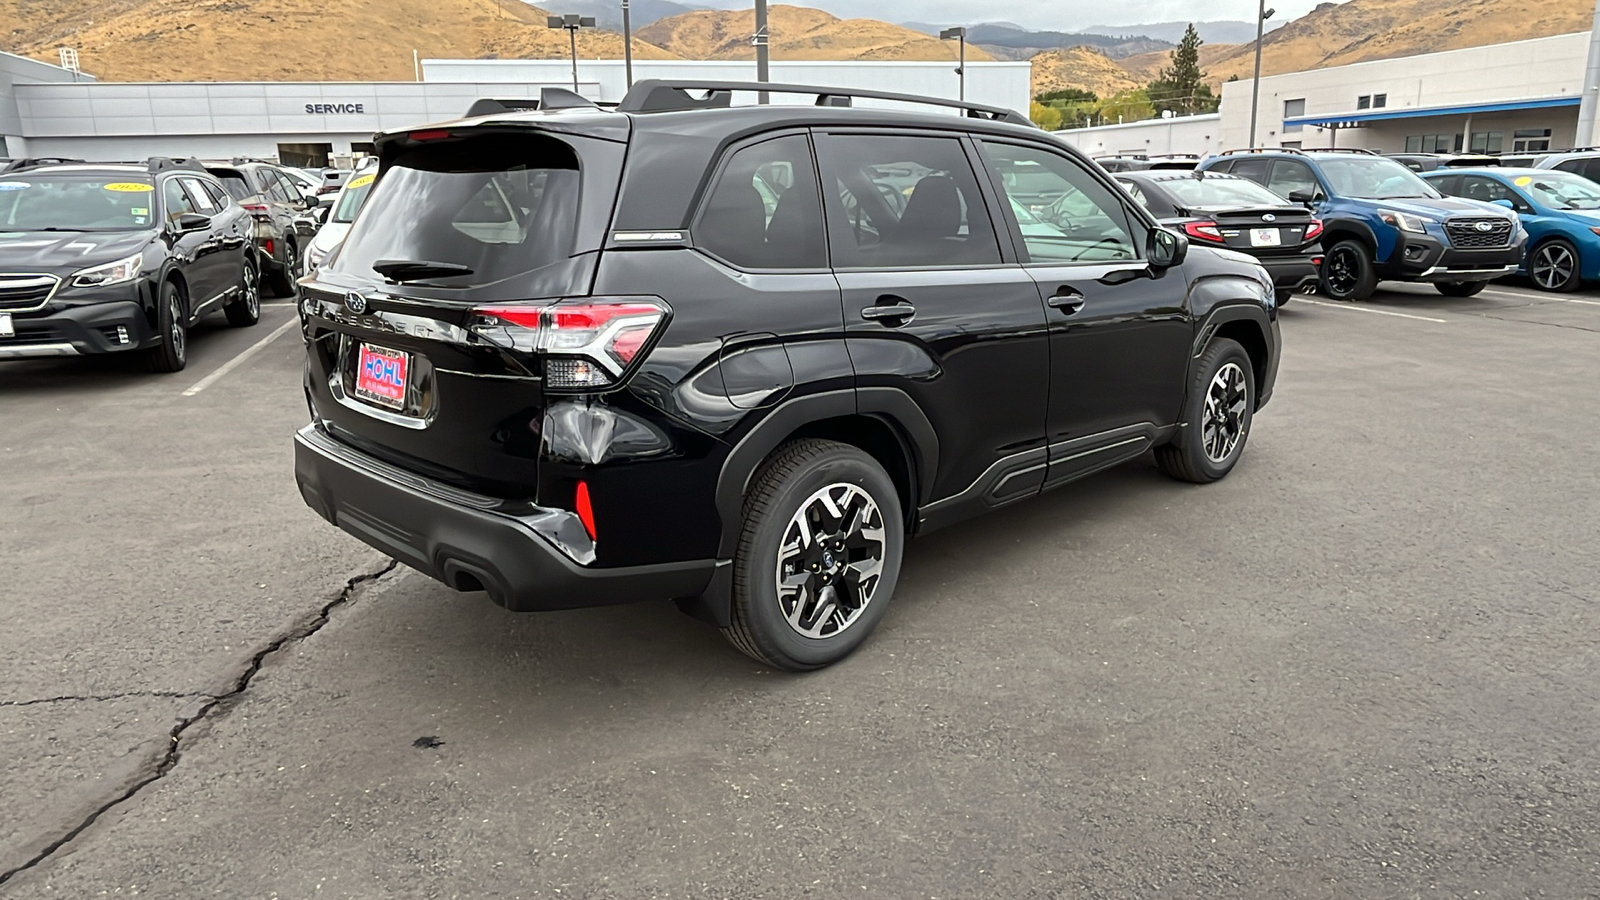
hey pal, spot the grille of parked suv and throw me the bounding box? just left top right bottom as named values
left=1445, top=217, right=1515, bottom=250
left=0, top=274, right=61, bottom=312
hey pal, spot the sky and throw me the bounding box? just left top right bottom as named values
left=699, top=0, right=1353, bottom=30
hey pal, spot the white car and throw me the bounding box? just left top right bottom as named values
left=304, top=166, right=376, bottom=272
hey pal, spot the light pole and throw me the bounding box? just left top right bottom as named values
left=754, top=0, right=770, bottom=102
left=547, top=14, right=596, bottom=95
left=622, top=0, right=634, bottom=88
left=1247, top=2, right=1275, bottom=147
left=1576, top=0, right=1600, bottom=148
left=940, top=27, right=967, bottom=102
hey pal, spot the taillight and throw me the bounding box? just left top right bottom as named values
left=1183, top=221, right=1226, bottom=243
left=242, top=202, right=271, bottom=222
left=1304, top=218, right=1325, bottom=241
left=410, top=129, right=453, bottom=141
left=575, top=481, right=597, bottom=540
left=470, top=297, right=669, bottom=391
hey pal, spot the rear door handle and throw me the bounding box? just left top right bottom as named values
left=1047, top=289, right=1085, bottom=315
left=861, top=296, right=916, bottom=326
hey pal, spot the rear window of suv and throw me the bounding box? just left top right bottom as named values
left=329, top=134, right=580, bottom=286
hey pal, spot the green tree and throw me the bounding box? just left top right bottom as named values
left=1147, top=23, right=1219, bottom=115
left=1030, top=101, right=1064, bottom=131
left=1035, top=88, right=1099, bottom=105
left=1090, top=88, right=1155, bottom=126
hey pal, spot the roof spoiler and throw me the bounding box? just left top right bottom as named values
left=466, top=88, right=601, bottom=118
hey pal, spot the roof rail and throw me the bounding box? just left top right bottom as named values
left=1217, top=147, right=1308, bottom=157
left=1313, top=147, right=1376, bottom=155
left=616, top=79, right=1033, bottom=127
left=228, top=156, right=279, bottom=166
left=466, top=89, right=602, bottom=119
left=1, top=157, right=87, bottom=172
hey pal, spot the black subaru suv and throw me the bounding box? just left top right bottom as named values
left=294, top=82, right=1281, bottom=671
left=0, top=158, right=260, bottom=372
left=205, top=158, right=319, bottom=296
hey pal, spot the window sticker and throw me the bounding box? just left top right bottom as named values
left=1514, top=176, right=1534, bottom=187
left=103, top=182, right=155, bottom=192
left=130, top=207, right=149, bottom=216
left=0, top=182, right=29, bottom=191
left=346, top=173, right=375, bottom=189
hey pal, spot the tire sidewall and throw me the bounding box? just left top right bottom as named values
left=154, top=280, right=187, bottom=371
left=1185, top=340, right=1255, bottom=481
left=1321, top=239, right=1376, bottom=301
left=738, top=447, right=904, bottom=670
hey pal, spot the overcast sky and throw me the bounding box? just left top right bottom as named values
left=701, top=0, right=1352, bottom=30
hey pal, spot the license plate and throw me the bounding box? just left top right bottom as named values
left=0, top=313, right=12, bottom=338
left=1250, top=228, right=1283, bottom=247
left=355, top=343, right=409, bottom=410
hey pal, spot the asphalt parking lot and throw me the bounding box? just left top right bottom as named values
left=2, top=282, right=1598, bottom=897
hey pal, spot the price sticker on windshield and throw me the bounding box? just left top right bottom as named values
left=102, top=182, right=154, bottom=193
left=1515, top=176, right=1534, bottom=187
left=347, top=174, right=375, bottom=189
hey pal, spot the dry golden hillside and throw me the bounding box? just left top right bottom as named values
left=1, top=0, right=676, bottom=82
left=638, top=4, right=992, bottom=62
left=1205, top=0, right=1594, bottom=83
left=1031, top=47, right=1142, bottom=99
left=1118, top=42, right=1238, bottom=83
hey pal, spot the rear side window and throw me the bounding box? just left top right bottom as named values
left=1228, top=158, right=1271, bottom=184
left=263, top=170, right=295, bottom=203
left=816, top=133, right=1000, bottom=269
left=330, top=133, right=580, bottom=286
left=696, top=134, right=825, bottom=269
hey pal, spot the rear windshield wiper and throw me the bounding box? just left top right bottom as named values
left=371, top=259, right=475, bottom=282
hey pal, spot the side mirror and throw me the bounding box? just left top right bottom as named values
left=1148, top=227, right=1188, bottom=269
left=1490, top=198, right=1516, bottom=210
left=175, top=212, right=211, bottom=232
left=292, top=214, right=320, bottom=237
left=1288, top=189, right=1318, bottom=207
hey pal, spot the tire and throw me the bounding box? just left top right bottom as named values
left=1529, top=238, right=1582, bottom=293
left=267, top=240, right=299, bottom=297
left=1274, top=289, right=1294, bottom=308
left=722, top=439, right=905, bottom=672
left=1320, top=239, right=1378, bottom=301
left=1155, top=337, right=1255, bottom=485
left=146, top=279, right=188, bottom=373
left=224, top=257, right=262, bottom=327
left=1434, top=281, right=1487, bottom=298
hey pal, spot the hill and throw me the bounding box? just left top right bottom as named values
left=1031, top=47, right=1143, bottom=101
left=1204, top=0, right=1595, bottom=83
left=964, top=24, right=1169, bottom=61
left=0, top=0, right=678, bottom=82
left=1084, top=20, right=1283, bottom=45
left=1119, top=41, right=1240, bottom=83
left=540, top=0, right=708, bottom=31
left=638, top=4, right=991, bottom=61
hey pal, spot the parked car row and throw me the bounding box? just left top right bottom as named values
left=0, top=154, right=359, bottom=371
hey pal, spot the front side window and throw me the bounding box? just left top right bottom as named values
left=180, top=177, right=219, bottom=214
left=816, top=133, right=1000, bottom=269
left=1458, top=175, right=1518, bottom=206
left=164, top=178, right=197, bottom=223
left=1266, top=161, right=1319, bottom=199
left=329, top=133, right=581, bottom=287
left=696, top=134, right=825, bottom=269
left=982, top=140, right=1139, bottom=264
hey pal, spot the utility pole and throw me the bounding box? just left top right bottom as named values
left=1576, top=0, right=1600, bottom=148
left=622, top=0, right=634, bottom=88
left=1248, top=1, right=1275, bottom=146
left=754, top=0, right=770, bottom=101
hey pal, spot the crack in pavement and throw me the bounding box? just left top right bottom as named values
left=1, top=691, right=214, bottom=708
left=0, top=559, right=398, bottom=887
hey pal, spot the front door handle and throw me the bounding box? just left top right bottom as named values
left=1047, top=289, right=1085, bottom=315
left=861, top=295, right=916, bottom=326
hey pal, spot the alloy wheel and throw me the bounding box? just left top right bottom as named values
left=168, top=291, right=186, bottom=362
left=1325, top=246, right=1359, bottom=296
left=1532, top=244, right=1575, bottom=290
left=243, top=265, right=260, bottom=317
left=1202, top=362, right=1248, bottom=463
left=774, top=483, right=887, bottom=640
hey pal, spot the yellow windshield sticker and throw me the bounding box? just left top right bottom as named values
left=103, top=182, right=154, bottom=192
left=347, top=173, right=376, bottom=189
left=1515, top=176, right=1533, bottom=186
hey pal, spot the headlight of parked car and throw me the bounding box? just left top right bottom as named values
left=70, top=253, right=144, bottom=288
left=1378, top=209, right=1433, bottom=234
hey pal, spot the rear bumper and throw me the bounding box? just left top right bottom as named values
left=1257, top=254, right=1321, bottom=291
left=293, top=423, right=716, bottom=611
left=0, top=299, right=156, bottom=359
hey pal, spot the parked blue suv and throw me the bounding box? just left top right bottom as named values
left=1199, top=149, right=1525, bottom=300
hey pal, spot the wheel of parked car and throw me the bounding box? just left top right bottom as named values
left=1434, top=281, right=1487, bottom=298
left=1320, top=239, right=1378, bottom=301
left=1529, top=238, right=1582, bottom=293
left=1155, top=338, right=1255, bottom=485
left=225, top=258, right=262, bottom=327
left=723, top=439, right=904, bottom=671
left=269, top=241, right=300, bottom=297
left=147, top=279, right=188, bottom=374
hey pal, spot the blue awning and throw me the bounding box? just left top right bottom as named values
left=1283, top=95, right=1581, bottom=129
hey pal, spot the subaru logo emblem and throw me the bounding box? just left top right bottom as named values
left=344, top=291, right=367, bottom=314
left=1262, top=213, right=1276, bottom=222
left=1474, top=221, right=1494, bottom=233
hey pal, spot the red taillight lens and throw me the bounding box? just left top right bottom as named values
left=409, top=129, right=453, bottom=141
left=242, top=202, right=271, bottom=221
left=470, top=298, right=669, bottom=390
left=1183, top=221, right=1226, bottom=243
left=1304, top=218, right=1325, bottom=241
left=575, top=481, right=596, bottom=540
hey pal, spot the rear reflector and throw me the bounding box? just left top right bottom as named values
left=575, top=481, right=596, bottom=540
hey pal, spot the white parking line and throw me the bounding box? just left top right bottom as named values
left=1296, top=298, right=1448, bottom=323
left=1479, top=288, right=1600, bottom=306
left=181, top=317, right=299, bottom=397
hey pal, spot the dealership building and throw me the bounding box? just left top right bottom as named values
left=1057, top=31, right=1595, bottom=159
left=0, top=52, right=1028, bottom=167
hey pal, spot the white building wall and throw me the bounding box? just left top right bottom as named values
left=1053, top=114, right=1222, bottom=158
left=422, top=59, right=1032, bottom=117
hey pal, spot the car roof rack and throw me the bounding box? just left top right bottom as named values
left=1311, top=147, right=1376, bottom=155
left=615, top=79, right=1032, bottom=126
left=466, top=89, right=603, bottom=119
left=1, top=157, right=88, bottom=172
left=1216, top=147, right=1307, bottom=157
left=228, top=156, right=279, bottom=166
